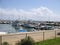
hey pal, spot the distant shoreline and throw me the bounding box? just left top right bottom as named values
left=0, top=23, right=10, bottom=24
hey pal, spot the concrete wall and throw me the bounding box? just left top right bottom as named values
left=0, top=30, right=60, bottom=45
left=2, top=33, right=26, bottom=45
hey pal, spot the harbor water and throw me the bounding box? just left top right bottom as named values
left=0, top=24, right=34, bottom=33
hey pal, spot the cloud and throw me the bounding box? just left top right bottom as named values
left=0, top=7, right=60, bottom=21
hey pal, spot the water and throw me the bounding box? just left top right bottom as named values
left=0, top=24, right=34, bottom=33
left=0, top=24, right=16, bottom=33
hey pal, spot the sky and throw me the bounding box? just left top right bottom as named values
left=0, top=0, right=60, bottom=21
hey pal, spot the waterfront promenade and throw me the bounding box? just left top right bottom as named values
left=0, top=30, right=60, bottom=45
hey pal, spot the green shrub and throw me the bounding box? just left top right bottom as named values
left=16, top=36, right=35, bottom=45
left=2, top=42, right=9, bottom=45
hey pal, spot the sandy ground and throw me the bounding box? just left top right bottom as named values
left=0, top=30, right=60, bottom=45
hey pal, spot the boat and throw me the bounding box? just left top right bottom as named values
left=18, top=27, right=27, bottom=32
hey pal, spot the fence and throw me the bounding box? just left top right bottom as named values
left=0, top=30, right=60, bottom=45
